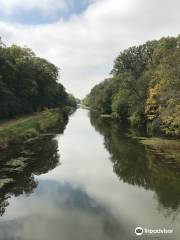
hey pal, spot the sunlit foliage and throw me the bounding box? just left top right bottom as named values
left=84, top=36, right=180, bottom=136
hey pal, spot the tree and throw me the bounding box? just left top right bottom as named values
left=0, top=38, right=75, bottom=119
left=85, top=35, right=180, bottom=136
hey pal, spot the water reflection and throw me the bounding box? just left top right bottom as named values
left=1, top=108, right=180, bottom=239
left=0, top=134, right=59, bottom=216
left=90, top=112, right=180, bottom=218
left=0, top=181, right=125, bottom=240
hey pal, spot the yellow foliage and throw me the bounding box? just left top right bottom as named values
left=145, top=84, right=161, bottom=120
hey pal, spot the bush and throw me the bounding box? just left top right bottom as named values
left=129, top=112, right=142, bottom=128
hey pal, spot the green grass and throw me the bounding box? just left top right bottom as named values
left=0, top=109, right=65, bottom=148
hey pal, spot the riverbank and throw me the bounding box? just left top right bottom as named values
left=0, top=108, right=69, bottom=149
left=139, top=137, right=180, bottom=162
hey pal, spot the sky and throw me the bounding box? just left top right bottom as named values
left=0, top=0, right=180, bottom=98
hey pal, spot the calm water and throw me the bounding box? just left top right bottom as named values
left=0, top=108, right=180, bottom=240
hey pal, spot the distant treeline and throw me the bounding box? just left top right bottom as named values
left=83, top=36, right=180, bottom=136
left=0, top=38, right=76, bottom=119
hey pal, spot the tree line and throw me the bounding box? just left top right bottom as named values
left=0, top=38, right=76, bottom=119
left=83, top=36, right=180, bottom=136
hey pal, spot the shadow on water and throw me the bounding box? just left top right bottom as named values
left=0, top=112, right=69, bottom=216
left=89, top=111, right=180, bottom=220
left=0, top=133, right=61, bottom=216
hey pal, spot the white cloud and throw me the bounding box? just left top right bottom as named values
left=0, top=0, right=180, bottom=97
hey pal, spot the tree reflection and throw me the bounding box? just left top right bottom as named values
left=90, top=112, right=180, bottom=218
left=0, top=134, right=60, bottom=216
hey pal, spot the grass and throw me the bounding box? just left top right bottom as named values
left=0, top=178, right=14, bottom=189
left=0, top=109, right=65, bottom=149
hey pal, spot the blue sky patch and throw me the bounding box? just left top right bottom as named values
left=0, top=0, right=92, bottom=25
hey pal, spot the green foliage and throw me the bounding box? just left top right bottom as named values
left=0, top=39, right=76, bottom=119
left=129, top=112, right=143, bottom=128
left=111, top=90, right=129, bottom=121
left=111, top=41, right=156, bottom=78
left=85, top=35, right=180, bottom=136
left=66, top=94, right=77, bottom=108
left=83, top=77, right=121, bottom=113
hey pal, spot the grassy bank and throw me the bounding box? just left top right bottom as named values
left=0, top=108, right=68, bottom=149
left=140, top=137, right=180, bottom=162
